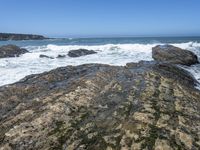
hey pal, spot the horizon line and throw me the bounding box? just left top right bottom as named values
left=1, top=32, right=200, bottom=39
left=51, top=35, right=200, bottom=39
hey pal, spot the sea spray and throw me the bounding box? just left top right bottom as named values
left=0, top=41, right=199, bottom=88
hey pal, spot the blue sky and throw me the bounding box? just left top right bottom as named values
left=0, top=0, right=200, bottom=37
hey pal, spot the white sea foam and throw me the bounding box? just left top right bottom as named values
left=0, top=42, right=200, bottom=88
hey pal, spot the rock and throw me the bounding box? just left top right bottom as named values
left=0, top=33, right=47, bottom=41
left=39, top=54, right=54, bottom=59
left=0, top=61, right=199, bottom=149
left=56, top=54, right=66, bottom=58
left=0, top=44, right=28, bottom=58
left=68, top=49, right=97, bottom=57
left=155, top=139, right=172, bottom=150
left=152, top=45, right=199, bottom=66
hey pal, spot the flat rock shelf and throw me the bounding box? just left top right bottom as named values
left=0, top=61, right=199, bottom=150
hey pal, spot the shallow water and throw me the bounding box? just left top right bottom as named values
left=0, top=37, right=200, bottom=88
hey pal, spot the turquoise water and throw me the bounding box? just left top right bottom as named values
left=0, top=37, right=200, bottom=87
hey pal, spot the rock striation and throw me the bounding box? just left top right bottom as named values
left=0, top=33, right=47, bottom=41
left=0, top=60, right=199, bottom=149
left=0, top=44, right=28, bottom=58
left=68, top=49, right=97, bottom=57
left=152, top=45, right=199, bottom=66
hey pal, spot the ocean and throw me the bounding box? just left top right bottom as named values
left=0, top=37, right=200, bottom=88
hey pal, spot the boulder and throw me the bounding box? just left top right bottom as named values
left=68, top=49, right=97, bottom=57
left=0, top=44, right=28, bottom=58
left=0, top=61, right=199, bottom=149
left=152, top=45, right=199, bottom=66
left=39, top=54, right=54, bottom=59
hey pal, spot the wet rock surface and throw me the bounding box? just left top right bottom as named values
left=152, top=45, right=199, bottom=66
left=0, top=44, right=28, bottom=58
left=68, top=49, right=97, bottom=57
left=0, top=61, right=199, bottom=150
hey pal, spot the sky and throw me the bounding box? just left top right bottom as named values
left=0, top=0, right=200, bottom=37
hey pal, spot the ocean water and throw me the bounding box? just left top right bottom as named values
left=0, top=37, right=200, bottom=88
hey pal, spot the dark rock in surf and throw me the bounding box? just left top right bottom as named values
left=0, top=44, right=28, bottom=58
left=68, top=49, right=97, bottom=57
left=39, top=54, right=54, bottom=59
left=56, top=54, right=66, bottom=58
left=152, top=45, right=199, bottom=66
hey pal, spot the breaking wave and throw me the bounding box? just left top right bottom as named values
left=0, top=41, right=200, bottom=87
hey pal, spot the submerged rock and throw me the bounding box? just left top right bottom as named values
left=152, top=45, right=199, bottom=66
left=68, top=49, right=97, bottom=57
left=0, top=44, right=28, bottom=58
left=39, top=54, right=54, bottom=59
left=56, top=54, right=66, bottom=58
left=0, top=61, right=199, bottom=149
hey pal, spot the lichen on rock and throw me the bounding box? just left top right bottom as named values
left=0, top=61, right=199, bottom=149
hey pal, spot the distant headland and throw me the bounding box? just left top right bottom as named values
left=0, top=33, right=48, bottom=41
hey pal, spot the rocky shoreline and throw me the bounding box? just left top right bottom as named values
left=0, top=45, right=199, bottom=149
left=0, top=33, right=47, bottom=41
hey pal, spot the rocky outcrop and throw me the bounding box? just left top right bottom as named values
left=152, top=45, right=199, bottom=66
left=0, top=44, right=28, bottom=58
left=68, top=49, right=97, bottom=57
left=0, top=61, right=199, bottom=150
left=0, top=33, right=47, bottom=41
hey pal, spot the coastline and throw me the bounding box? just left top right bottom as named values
left=0, top=37, right=200, bottom=149
left=0, top=33, right=48, bottom=41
